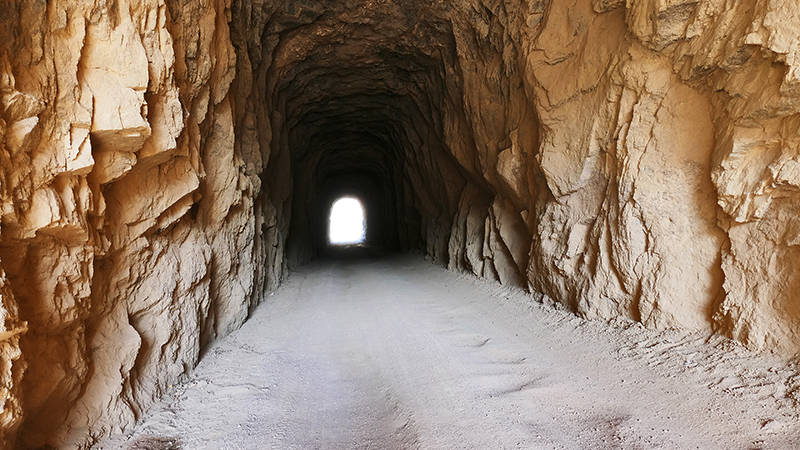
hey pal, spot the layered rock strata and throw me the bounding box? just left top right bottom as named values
left=0, top=0, right=798, bottom=447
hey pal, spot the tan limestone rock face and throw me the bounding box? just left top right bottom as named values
left=0, top=267, right=25, bottom=448
left=1, top=0, right=800, bottom=447
left=0, top=0, right=277, bottom=448
left=518, top=0, right=799, bottom=351
left=630, top=0, right=800, bottom=353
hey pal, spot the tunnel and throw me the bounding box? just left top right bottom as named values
left=278, top=15, right=469, bottom=266
left=1, top=0, right=800, bottom=447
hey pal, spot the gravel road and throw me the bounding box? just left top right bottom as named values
left=96, top=253, right=800, bottom=450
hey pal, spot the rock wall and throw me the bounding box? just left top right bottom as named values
left=0, top=0, right=799, bottom=448
left=440, top=0, right=800, bottom=353
left=0, top=0, right=283, bottom=447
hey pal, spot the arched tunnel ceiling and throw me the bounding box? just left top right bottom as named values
left=262, top=1, right=475, bottom=264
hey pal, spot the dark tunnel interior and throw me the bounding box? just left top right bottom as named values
left=267, top=6, right=478, bottom=268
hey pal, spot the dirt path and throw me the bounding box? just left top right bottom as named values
left=96, top=254, right=800, bottom=449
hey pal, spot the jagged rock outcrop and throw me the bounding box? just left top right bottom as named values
left=0, top=1, right=279, bottom=447
left=0, top=0, right=798, bottom=447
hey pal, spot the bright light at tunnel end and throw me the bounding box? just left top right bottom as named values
left=328, top=197, right=366, bottom=245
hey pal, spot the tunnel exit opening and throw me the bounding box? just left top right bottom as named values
left=328, top=197, right=367, bottom=245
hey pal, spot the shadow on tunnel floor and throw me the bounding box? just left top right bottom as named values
left=319, top=244, right=395, bottom=261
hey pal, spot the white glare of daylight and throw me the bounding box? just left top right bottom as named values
left=329, top=197, right=366, bottom=245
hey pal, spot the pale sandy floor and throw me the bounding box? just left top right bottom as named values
left=96, top=253, right=800, bottom=450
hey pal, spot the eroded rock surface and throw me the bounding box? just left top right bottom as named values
left=0, top=1, right=273, bottom=448
left=0, top=0, right=798, bottom=447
